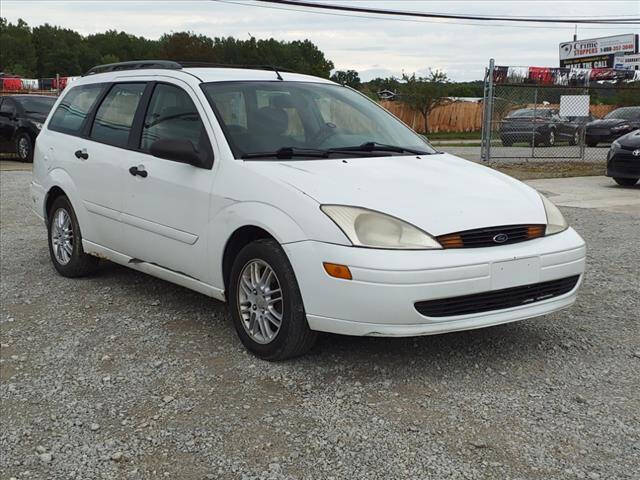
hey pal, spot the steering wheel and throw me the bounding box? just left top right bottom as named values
left=310, top=122, right=340, bottom=147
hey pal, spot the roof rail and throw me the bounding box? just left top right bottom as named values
left=84, top=60, right=295, bottom=79
left=85, top=60, right=182, bottom=76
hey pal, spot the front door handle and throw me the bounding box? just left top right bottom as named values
left=129, top=165, right=148, bottom=178
left=74, top=149, right=89, bottom=160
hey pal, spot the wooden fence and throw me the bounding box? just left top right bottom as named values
left=379, top=100, right=619, bottom=134
left=380, top=100, right=484, bottom=133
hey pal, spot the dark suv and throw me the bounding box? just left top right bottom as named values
left=0, top=95, right=57, bottom=162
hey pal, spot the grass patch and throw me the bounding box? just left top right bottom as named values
left=489, top=161, right=606, bottom=180
left=423, top=131, right=482, bottom=140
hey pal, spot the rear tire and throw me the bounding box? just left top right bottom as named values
left=47, top=196, right=99, bottom=277
left=613, top=177, right=638, bottom=186
left=569, top=130, right=579, bottom=146
left=15, top=132, right=34, bottom=162
left=228, top=239, right=317, bottom=361
left=545, top=129, right=556, bottom=147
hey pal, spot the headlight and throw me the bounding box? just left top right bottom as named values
left=321, top=205, right=442, bottom=249
left=539, top=194, right=568, bottom=235
left=611, top=124, right=629, bottom=131
left=33, top=122, right=43, bottom=130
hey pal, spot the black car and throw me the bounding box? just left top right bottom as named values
left=499, top=108, right=581, bottom=147
left=585, top=106, right=640, bottom=148
left=606, top=129, right=640, bottom=187
left=0, top=95, right=57, bottom=162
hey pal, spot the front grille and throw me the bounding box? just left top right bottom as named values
left=437, top=224, right=545, bottom=249
left=414, top=275, right=580, bottom=318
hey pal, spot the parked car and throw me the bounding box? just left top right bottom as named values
left=0, top=95, right=57, bottom=162
left=499, top=108, right=581, bottom=147
left=606, top=129, right=640, bottom=186
left=585, top=106, right=640, bottom=147
left=31, top=60, right=586, bottom=360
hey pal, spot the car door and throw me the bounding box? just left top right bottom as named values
left=47, top=82, right=142, bottom=252
left=120, top=81, right=215, bottom=281
left=0, top=98, right=18, bottom=150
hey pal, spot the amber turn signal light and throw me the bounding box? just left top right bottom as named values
left=323, top=262, right=352, bottom=280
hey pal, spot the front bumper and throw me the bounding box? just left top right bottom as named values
left=284, top=228, right=586, bottom=337
left=586, top=130, right=629, bottom=144
left=606, top=151, right=640, bottom=179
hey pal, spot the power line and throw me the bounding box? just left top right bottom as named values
left=254, top=0, right=640, bottom=24
left=214, top=0, right=638, bottom=31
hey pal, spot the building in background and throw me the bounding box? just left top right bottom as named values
left=559, top=34, right=639, bottom=69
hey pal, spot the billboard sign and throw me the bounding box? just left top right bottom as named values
left=559, top=34, right=638, bottom=68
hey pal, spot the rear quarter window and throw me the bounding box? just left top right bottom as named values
left=48, top=84, right=105, bottom=135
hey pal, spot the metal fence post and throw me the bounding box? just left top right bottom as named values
left=481, top=58, right=495, bottom=162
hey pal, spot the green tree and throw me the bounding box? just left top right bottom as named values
left=400, top=70, right=451, bottom=133
left=330, top=69, right=361, bottom=89
left=0, top=18, right=37, bottom=76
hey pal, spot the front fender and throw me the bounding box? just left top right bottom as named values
left=207, top=201, right=309, bottom=288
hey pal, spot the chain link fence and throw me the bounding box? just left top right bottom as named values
left=481, top=60, right=640, bottom=163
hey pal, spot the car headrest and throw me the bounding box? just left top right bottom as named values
left=270, top=94, right=296, bottom=109
left=254, top=106, right=288, bottom=136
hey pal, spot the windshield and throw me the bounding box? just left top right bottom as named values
left=201, top=81, right=436, bottom=159
left=507, top=108, right=551, bottom=118
left=604, top=107, right=640, bottom=121
left=16, top=96, right=57, bottom=114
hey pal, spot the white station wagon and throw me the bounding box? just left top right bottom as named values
left=31, top=61, right=586, bottom=360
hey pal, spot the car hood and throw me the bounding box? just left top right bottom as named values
left=616, top=129, right=640, bottom=149
left=587, top=118, right=630, bottom=129
left=243, top=153, right=547, bottom=236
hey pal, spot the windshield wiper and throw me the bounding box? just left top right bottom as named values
left=242, top=147, right=330, bottom=160
left=329, top=142, right=430, bottom=155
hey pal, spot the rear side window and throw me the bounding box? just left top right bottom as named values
left=49, top=84, right=104, bottom=135
left=140, top=84, right=205, bottom=152
left=90, top=83, right=145, bottom=147
left=0, top=98, right=16, bottom=116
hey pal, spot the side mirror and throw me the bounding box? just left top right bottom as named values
left=150, top=138, right=210, bottom=168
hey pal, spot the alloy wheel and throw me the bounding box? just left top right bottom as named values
left=237, top=259, right=283, bottom=344
left=17, top=136, right=30, bottom=159
left=51, top=208, right=74, bottom=265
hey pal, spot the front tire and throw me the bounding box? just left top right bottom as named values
left=15, top=132, right=34, bottom=162
left=228, top=239, right=317, bottom=361
left=47, top=196, right=99, bottom=277
left=613, top=177, right=639, bottom=186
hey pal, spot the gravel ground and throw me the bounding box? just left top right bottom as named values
left=1, top=170, right=639, bottom=480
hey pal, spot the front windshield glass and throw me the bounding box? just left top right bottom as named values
left=508, top=108, right=551, bottom=118
left=16, top=96, right=57, bottom=114
left=201, top=81, right=436, bottom=158
left=605, top=107, right=640, bottom=121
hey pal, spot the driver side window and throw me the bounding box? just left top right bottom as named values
left=140, top=84, right=205, bottom=152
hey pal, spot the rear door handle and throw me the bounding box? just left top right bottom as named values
left=74, top=149, right=89, bottom=160
left=129, top=165, right=148, bottom=178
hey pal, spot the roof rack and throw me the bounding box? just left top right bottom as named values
left=85, top=60, right=182, bottom=76
left=84, top=60, right=293, bottom=79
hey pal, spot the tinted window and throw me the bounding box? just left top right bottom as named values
left=141, top=84, right=205, bottom=152
left=90, top=83, right=145, bottom=147
left=49, top=84, right=104, bottom=134
left=508, top=109, right=551, bottom=118
left=15, top=96, right=57, bottom=115
left=0, top=98, right=16, bottom=115
left=605, top=107, right=640, bottom=121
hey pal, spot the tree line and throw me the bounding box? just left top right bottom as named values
left=0, top=18, right=334, bottom=78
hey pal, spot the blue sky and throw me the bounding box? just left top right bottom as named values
left=3, top=0, right=639, bottom=81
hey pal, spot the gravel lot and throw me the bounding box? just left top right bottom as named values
left=1, top=168, right=639, bottom=480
